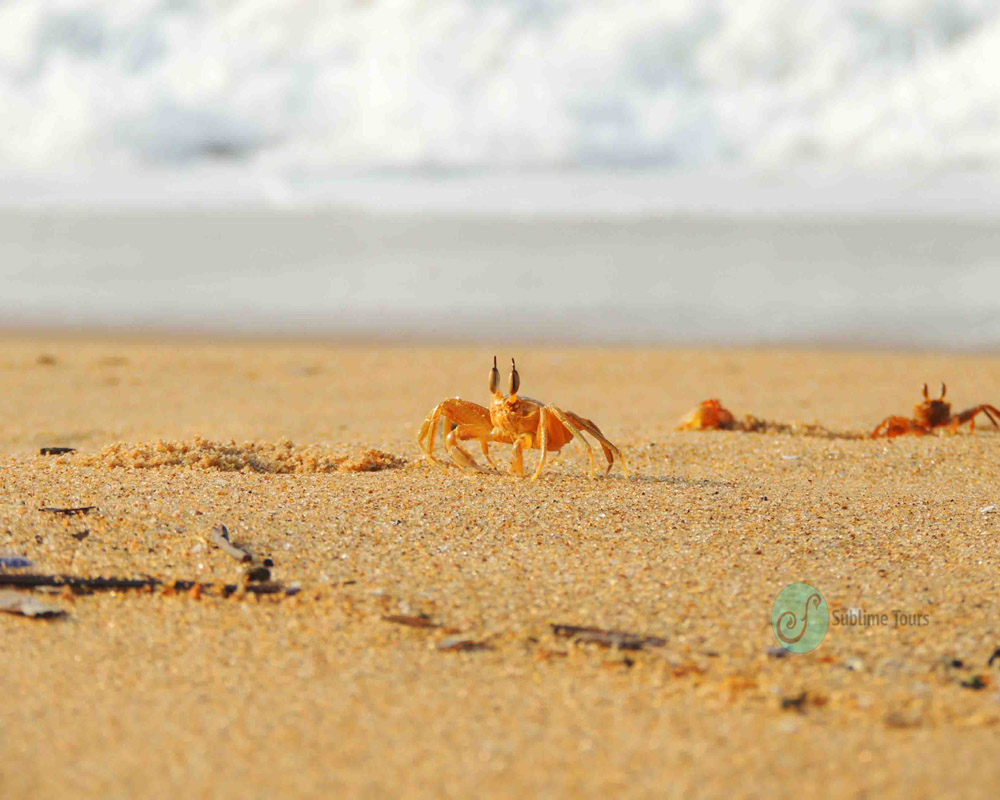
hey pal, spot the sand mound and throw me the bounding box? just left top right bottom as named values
left=737, top=415, right=860, bottom=439
left=79, top=437, right=405, bottom=473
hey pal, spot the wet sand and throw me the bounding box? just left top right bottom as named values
left=3, top=208, right=1000, bottom=348
left=2, top=336, right=1000, bottom=798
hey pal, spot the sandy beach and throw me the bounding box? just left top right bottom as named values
left=3, top=335, right=1000, bottom=798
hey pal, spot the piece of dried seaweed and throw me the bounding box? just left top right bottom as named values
left=436, top=636, right=491, bottom=652
left=551, top=623, right=667, bottom=651
left=0, top=573, right=293, bottom=597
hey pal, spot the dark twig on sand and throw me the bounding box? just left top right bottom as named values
left=0, top=573, right=292, bottom=597
left=382, top=614, right=440, bottom=628
left=210, top=524, right=252, bottom=562
left=551, top=623, right=667, bottom=651
left=39, top=506, right=98, bottom=516
left=40, top=447, right=77, bottom=456
left=436, top=636, right=491, bottom=652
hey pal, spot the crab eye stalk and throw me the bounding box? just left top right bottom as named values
left=489, top=355, right=500, bottom=394
left=509, top=358, right=520, bottom=396
left=922, top=383, right=929, bottom=401
left=940, top=382, right=947, bottom=400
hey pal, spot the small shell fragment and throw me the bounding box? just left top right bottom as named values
left=0, top=590, right=67, bottom=618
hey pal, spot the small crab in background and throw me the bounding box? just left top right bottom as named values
left=417, top=357, right=628, bottom=480
left=870, top=383, right=1000, bottom=438
left=675, top=398, right=848, bottom=438
left=675, top=398, right=736, bottom=431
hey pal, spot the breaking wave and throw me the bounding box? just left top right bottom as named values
left=2, top=0, right=999, bottom=174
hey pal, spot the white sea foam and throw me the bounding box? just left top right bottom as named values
left=1, top=0, right=1000, bottom=183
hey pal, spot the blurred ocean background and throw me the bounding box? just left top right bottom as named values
left=2, top=0, right=1000, bottom=345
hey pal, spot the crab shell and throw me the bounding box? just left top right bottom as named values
left=675, top=399, right=736, bottom=431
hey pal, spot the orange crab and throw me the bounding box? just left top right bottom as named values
left=417, top=357, right=628, bottom=480
left=870, top=383, right=1000, bottom=438
left=675, top=398, right=736, bottom=431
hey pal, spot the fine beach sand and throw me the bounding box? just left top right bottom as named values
left=3, top=335, right=1000, bottom=798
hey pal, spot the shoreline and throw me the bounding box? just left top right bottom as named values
left=2, top=327, right=999, bottom=355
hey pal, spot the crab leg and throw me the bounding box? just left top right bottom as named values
left=870, top=416, right=894, bottom=438
left=417, top=398, right=499, bottom=470
left=417, top=405, right=441, bottom=459
left=545, top=406, right=627, bottom=478
left=870, top=415, right=922, bottom=439
left=531, top=407, right=550, bottom=481
left=445, top=423, right=500, bottom=470
left=544, top=406, right=599, bottom=478
left=952, top=405, right=1000, bottom=433
left=509, top=433, right=533, bottom=476
left=563, top=410, right=628, bottom=477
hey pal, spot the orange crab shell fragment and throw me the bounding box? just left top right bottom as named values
left=675, top=399, right=737, bottom=431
